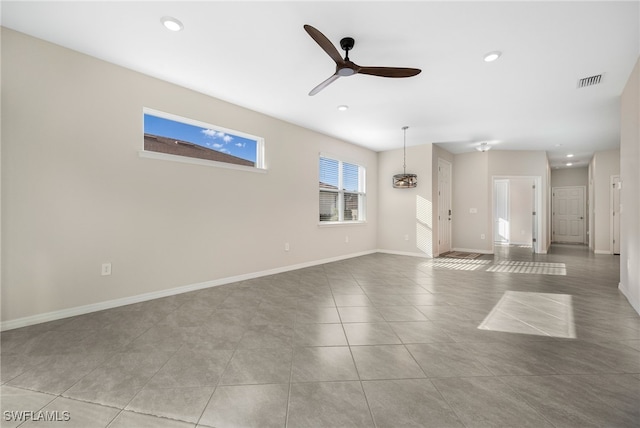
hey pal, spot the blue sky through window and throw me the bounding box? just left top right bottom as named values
left=343, top=162, right=360, bottom=192
left=144, top=113, right=257, bottom=163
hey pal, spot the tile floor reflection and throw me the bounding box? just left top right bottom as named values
left=478, top=291, right=576, bottom=338
left=1, top=244, right=639, bottom=427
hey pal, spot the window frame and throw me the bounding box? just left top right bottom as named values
left=139, top=107, right=266, bottom=172
left=318, top=153, right=367, bottom=225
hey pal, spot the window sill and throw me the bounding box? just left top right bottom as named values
left=138, top=150, right=267, bottom=173
left=318, top=221, right=367, bottom=227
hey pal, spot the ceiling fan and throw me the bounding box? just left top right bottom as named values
left=304, top=24, right=421, bottom=96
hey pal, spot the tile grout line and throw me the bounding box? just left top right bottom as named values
left=106, top=340, right=187, bottom=426
left=194, top=302, right=255, bottom=428
left=339, top=272, right=383, bottom=427
left=427, top=378, right=473, bottom=428
left=284, top=317, right=297, bottom=428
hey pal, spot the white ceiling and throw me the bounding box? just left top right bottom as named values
left=2, top=1, right=639, bottom=169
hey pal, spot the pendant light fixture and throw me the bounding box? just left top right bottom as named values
left=393, top=126, right=418, bottom=188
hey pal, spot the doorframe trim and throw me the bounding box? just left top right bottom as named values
left=610, top=175, right=621, bottom=255
left=493, top=179, right=511, bottom=244
left=551, top=185, right=587, bottom=245
left=491, top=176, right=543, bottom=254
left=437, top=158, right=452, bottom=256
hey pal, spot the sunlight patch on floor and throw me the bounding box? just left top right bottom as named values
left=486, top=261, right=567, bottom=275
left=478, top=291, right=576, bottom=338
left=428, top=258, right=492, bottom=271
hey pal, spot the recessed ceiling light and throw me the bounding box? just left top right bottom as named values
left=566, top=154, right=574, bottom=158
left=161, top=16, right=183, bottom=32
left=483, top=51, right=502, bottom=62
left=566, top=162, right=573, bottom=166
left=337, top=105, right=349, bottom=111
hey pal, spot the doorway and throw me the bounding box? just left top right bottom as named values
left=552, top=186, right=586, bottom=244
left=494, top=179, right=510, bottom=244
left=437, top=158, right=452, bottom=255
left=492, top=176, right=541, bottom=253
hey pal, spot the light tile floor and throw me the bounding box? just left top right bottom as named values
left=1, top=244, right=639, bottom=427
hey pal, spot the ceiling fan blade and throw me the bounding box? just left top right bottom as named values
left=357, top=67, right=422, bottom=78
left=304, top=25, right=344, bottom=65
left=309, top=74, right=341, bottom=96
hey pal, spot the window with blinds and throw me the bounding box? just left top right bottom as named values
left=319, top=155, right=366, bottom=223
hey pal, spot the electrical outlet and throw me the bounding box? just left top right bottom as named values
left=480, top=234, right=485, bottom=240
left=101, top=263, right=112, bottom=276
left=284, top=243, right=290, bottom=251
left=404, top=234, right=409, bottom=241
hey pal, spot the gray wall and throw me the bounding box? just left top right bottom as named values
left=1, top=29, right=379, bottom=325
left=620, top=57, right=640, bottom=315
left=589, top=149, right=620, bottom=253
left=451, top=150, right=549, bottom=253
left=452, top=151, right=491, bottom=252
left=377, top=143, right=433, bottom=257
left=551, top=167, right=588, bottom=188
left=489, top=151, right=551, bottom=252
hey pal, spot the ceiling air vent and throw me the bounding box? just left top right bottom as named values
left=577, top=74, right=603, bottom=89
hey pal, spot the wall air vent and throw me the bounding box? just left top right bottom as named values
left=577, top=74, right=603, bottom=89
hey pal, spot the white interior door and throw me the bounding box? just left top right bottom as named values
left=438, top=159, right=452, bottom=254
left=553, top=186, right=586, bottom=244
left=612, top=176, right=621, bottom=254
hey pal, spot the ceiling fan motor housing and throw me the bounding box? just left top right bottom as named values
left=338, top=37, right=356, bottom=75
left=340, top=37, right=355, bottom=52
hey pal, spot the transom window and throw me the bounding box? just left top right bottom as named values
left=319, top=155, right=366, bottom=223
left=142, top=108, right=265, bottom=170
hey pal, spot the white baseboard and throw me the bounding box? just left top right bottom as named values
left=509, top=241, right=530, bottom=246
left=452, top=247, right=494, bottom=254
left=594, top=250, right=613, bottom=255
left=376, top=249, right=432, bottom=258
left=618, top=281, right=640, bottom=316
left=1, top=250, right=376, bottom=331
